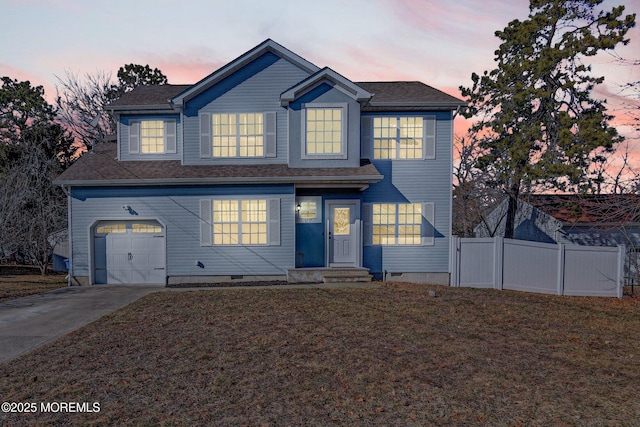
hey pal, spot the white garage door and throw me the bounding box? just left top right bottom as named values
left=93, top=220, right=166, bottom=285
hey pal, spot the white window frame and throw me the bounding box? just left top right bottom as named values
left=301, top=103, right=348, bottom=160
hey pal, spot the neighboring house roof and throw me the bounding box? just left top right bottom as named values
left=523, top=194, right=640, bottom=225
left=474, top=195, right=640, bottom=249
left=55, top=143, right=383, bottom=188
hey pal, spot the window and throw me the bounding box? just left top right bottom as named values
left=373, top=204, right=396, bottom=245
left=132, top=223, right=162, bottom=233
left=397, top=204, right=422, bottom=245
left=96, top=223, right=126, bottom=234
left=129, top=119, right=176, bottom=155
left=370, top=203, right=433, bottom=245
left=299, top=202, right=317, bottom=219
left=371, top=116, right=435, bottom=160
left=212, top=199, right=266, bottom=245
left=211, top=113, right=264, bottom=157
left=303, top=104, right=347, bottom=158
left=295, top=196, right=322, bottom=223
left=141, top=120, right=165, bottom=153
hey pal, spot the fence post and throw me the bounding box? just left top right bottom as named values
left=617, top=245, right=625, bottom=299
left=557, top=243, right=565, bottom=296
left=494, top=237, right=504, bottom=290
left=450, top=236, right=460, bottom=287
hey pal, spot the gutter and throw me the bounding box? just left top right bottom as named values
left=59, top=184, right=73, bottom=287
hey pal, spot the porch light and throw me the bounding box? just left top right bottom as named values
left=296, top=203, right=301, bottom=213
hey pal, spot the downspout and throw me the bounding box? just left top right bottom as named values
left=60, top=184, right=72, bottom=287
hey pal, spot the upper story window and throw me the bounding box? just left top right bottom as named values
left=370, top=116, right=436, bottom=160
left=303, top=104, right=347, bottom=159
left=212, top=113, right=264, bottom=157
left=129, top=119, right=177, bottom=155
left=200, top=112, right=276, bottom=159
left=141, top=120, right=165, bottom=153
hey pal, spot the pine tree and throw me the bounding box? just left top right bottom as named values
left=460, top=0, right=636, bottom=238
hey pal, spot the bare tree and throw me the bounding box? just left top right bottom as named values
left=0, top=128, right=69, bottom=274
left=452, top=134, right=503, bottom=237
left=0, top=77, right=73, bottom=274
left=55, top=70, right=115, bottom=152
left=55, top=64, right=169, bottom=152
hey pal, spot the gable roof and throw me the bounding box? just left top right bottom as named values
left=357, top=81, right=466, bottom=111
left=170, top=39, right=321, bottom=108
left=55, top=143, right=383, bottom=188
left=280, top=67, right=373, bottom=106
left=523, top=194, right=640, bottom=224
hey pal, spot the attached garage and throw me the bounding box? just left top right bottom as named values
left=92, top=220, right=166, bottom=285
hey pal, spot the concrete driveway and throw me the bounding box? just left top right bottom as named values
left=0, top=284, right=162, bottom=364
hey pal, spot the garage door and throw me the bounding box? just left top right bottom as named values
left=93, top=220, right=166, bottom=284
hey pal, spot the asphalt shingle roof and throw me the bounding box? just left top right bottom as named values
left=106, top=81, right=465, bottom=111
left=524, top=194, right=640, bottom=224
left=357, top=81, right=465, bottom=110
left=55, top=143, right=383, bottom=186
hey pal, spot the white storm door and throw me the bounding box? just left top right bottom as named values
left=326, top=200, right=360, bottom=267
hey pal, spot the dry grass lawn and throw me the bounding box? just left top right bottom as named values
left=0, top=283, right=639, bottom=426
left=0, top=274, right=67, bottom=302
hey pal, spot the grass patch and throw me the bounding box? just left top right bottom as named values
left=0, top=275, right=67, bottom=302
left=0, top=283, right=639, bottom=425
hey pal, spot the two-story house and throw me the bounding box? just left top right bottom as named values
left=55, top=40, right=465, bottom=286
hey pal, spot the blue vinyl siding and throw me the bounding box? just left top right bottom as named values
left=119, top=114, right=181, bottom=160
left=182, top=53, right=311, bottom=165
left=70, top=185, right=295, bottom=280
left=362, top=112, right=453, bottom=274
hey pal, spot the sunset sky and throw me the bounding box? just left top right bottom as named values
left=1, top=0, right=639, bottom=175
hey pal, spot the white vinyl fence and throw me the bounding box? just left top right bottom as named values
left=450, top=237, right=625, bottom=298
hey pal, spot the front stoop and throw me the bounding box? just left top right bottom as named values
left=287, top=268, right=372, bottom=283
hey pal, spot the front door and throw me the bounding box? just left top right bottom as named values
left=326, top=200, right=360, bottom=267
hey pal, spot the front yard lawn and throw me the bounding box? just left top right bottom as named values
left=0, top=274, right=67, bottom=302
left=0, top=283, right=639, bottom=425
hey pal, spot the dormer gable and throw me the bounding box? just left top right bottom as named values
left=170, top=39, right=321, bottom=109
left=280, top=67, right=373, bottom=107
